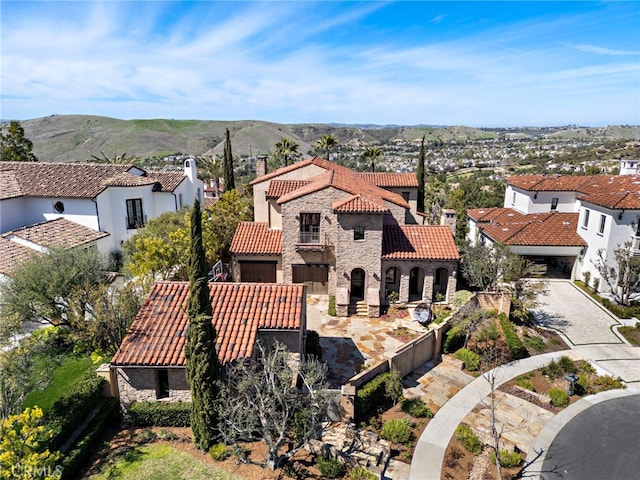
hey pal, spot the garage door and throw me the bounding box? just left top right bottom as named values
left=292, top=265, right=329, bottom=294
left=239, top=261, right=276, bottom=283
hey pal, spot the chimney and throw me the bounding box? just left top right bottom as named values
left=255, top=155, right=268, bottom=178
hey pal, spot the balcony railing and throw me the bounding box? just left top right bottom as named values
left=126, top=215, right=147, bottom=230
left=296, top=231, right=324, bottom=251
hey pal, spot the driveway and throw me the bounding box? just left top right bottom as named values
left=532, top=280, right=624, bottom=346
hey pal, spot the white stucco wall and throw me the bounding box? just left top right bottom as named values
left=504, top=185, right=577, bottom=214
left=0, top=197, right=99, bottom=234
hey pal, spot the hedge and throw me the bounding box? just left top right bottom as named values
left=355, top=371, right=402, bottom=419
left=127, top=401, right=192, bottom=427
left=455, top=349, right=480, bottom=371
left=61, top=397, right=119, bottom=476
left=45, top=370, right=106, bottom=451
left=443, top=324, right=465, bottom=353
left=498, top=313, right=527, bottom=360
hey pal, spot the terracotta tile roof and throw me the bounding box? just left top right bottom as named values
left=383, top=225, right=460, bottom=260
left=230, top=222, right=282, bottom=255
left=472, top=208, right=586, bottom=247
left=332, top=194, right=388, bottom=213
left=507, top=173, right=640, bottom=197
left=250, top=158, right=315, bottom=185
left=578, top=192, right=640, bottom=210
left=0, top=171, right=22, bottom=200
left=0, top=162, right=186, bottom=198
left=3, top=218, right=109, bottom=249
left=354, top=172, right=418, bottom=188
left=0, top=236, right=40, bottom=275
left=265, top=180, right=311, bottom=199
left=111, top=282, right=304, bottom=367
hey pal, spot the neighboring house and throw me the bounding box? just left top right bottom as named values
left=110, top=282, right=306, bottom=408
left=0, top=160, right=203, bottom=257
left=231, top=157, right=459, bottom=317
left=0, top=217, right=109, bottom=282
left=468, top=172, right=640, bottom=290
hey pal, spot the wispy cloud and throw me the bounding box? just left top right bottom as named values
left=1, top=1, right=638, bottom=126
left=571, top=44, right=640, bottom=56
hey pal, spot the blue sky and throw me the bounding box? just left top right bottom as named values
left=1, top=1, right=639, bottom=126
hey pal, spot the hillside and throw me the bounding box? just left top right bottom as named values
left=16, top=115, right=639, bottom=163
left=20, top=115, right=496, bottom=162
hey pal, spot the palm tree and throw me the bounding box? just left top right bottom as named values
left=315, top=134, right=337, bottom=160
left=362, top=146, right=383, bottom=172
left=198, top=155, right=222, bottom=198
left=274, top=137, right=299, bottom=167
left=91, top=151, right=137, bottom=164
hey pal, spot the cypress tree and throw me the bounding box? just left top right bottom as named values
left=223, top=128, right=235, bottom=191
left=184, top=199, right=220, bottom=450
left=417, top=134, right=426, bottom=213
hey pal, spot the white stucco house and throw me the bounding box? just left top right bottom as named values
left=0, top=160, right=204, bottom=271
left=467, top=172, right=640, bottom=292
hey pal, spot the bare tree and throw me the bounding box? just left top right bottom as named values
left=218, top=341, right=330, bottom=469
left=591, top=241, right=640, bottom=306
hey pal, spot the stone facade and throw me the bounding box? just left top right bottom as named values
left=115, top=367, right=190, bottom=409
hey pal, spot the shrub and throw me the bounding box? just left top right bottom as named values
left=387, top=291, right=400, bottom=304
left=541, top=359, right=563, bottom=380
left=455, top=349, right=480, bottom=371
left=350, top=466, right=377, bottom=480
left=306, top=330, right=322, bottom=359
left=209, top=443, right=230, bottom=461
left=558, top=356, right=578, bottom=374
left=549, top=387, right=569, bottom=407
left=156, top=428, right=177, bottom=440
left=455, top=424, right=482, bottom=454
left=61, top=397, right=118, bottom=475
left=328, top=295, right=336, bottom=316
left=380, top=418, right=412, bottom=444
left=516, top=378, right=535, bottom=391
left=443, top=324, right=465, bottom=353
left=498, top=313, right=527, bottom=360
left=452, top=290, right=473, bottom=308
left=45, top=369, right=106, bottom=450
left=355, top=371, right=403, bottom=418
left=594, top=375, right=625, bottom=392
left=316, top=456, right=344, bottom=478
left=492, top=450, right=522, bottom=467
left=401, top=398, right=433, bottom=418
left=574, top=373, right=594, bottom=396
left=523, top=332, right=546, bottom=352
left=583, top=271, right=591, bottom=288
left=127, top=401, right=191, bottom=427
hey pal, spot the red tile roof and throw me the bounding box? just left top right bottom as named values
left=507, top=173, right=640, bottom=198
left=111, top=282, right=305, bottom=366
left=472, top=208, right=586, bottom=247
left=0, top=162, right=187, bottom=198
left=354, top=172, right=418, bottom=188
left=230, top=222, right=282, bottom=255
left=332, top=194, right=388, bottom=213
left=3, top=218, right=109, bottom=249
left=0, top=236, right=40, bottom=276
left=265, top=180, right=311, bottom=199
left=382, top=225, right=460, bottom=260
left=578, top=192, right=640, bottom=210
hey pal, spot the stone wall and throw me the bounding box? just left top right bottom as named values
left=114, top=367, right=190, bottom=409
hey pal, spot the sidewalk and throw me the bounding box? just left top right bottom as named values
left=409, top=345, right=640, bottom=480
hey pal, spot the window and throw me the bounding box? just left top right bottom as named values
left=178, top=193, right=183, bottom=209
left=551, top=197, right=558, bottom=211
left=582, top=209, right=590, bottom=229
left=156, top=369, right=169, bottom=399
left=53, top=201, right=65, bottom=213
left=354, top=226, right=365, bottom=241
left=512, top=192, right=516, bottom=205
left=299, top=213, right=320, bottom=243
left=598, top=214, right=606, bottom=235
left=126, top=198, right=145, bottom=229
left=401, top=191, right=410, bottom=202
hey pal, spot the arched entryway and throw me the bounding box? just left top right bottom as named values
left=409, top=267, right=425, bottom=302
left=384, top=266, right=400, bottom=301
left=350, top=268, right=365, bottom=301
left=433, top=267, right=449, bottom=302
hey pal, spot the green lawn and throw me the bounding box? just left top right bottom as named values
left=23, top=355, right=93, bottom=412
left=89, top=444, right=239, bottom=480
